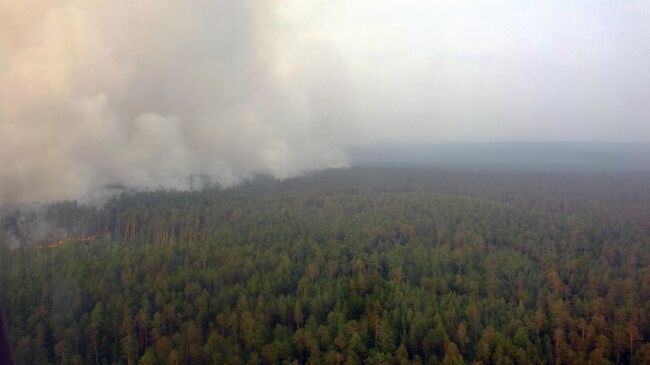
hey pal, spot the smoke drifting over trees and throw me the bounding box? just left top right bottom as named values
left=0, top=1, right=357, bottom=204
left=2, top=1, right=649, bottom=204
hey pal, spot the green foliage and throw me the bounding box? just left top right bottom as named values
left=2, top=167, right=650, bottom=364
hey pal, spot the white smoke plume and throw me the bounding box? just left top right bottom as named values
left=4, top=1, right=648, bottom=205
left=0, top=1, right=357, bottom=204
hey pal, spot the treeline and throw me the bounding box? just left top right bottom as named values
left=1, top=168, right=650, bottom=364
left=38, top=168, right=650, bottom=247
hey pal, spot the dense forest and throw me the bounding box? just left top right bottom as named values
left=1, top=167, right=650, bottom=364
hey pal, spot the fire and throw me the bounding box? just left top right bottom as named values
left=47, top=235, right=96, bottom=248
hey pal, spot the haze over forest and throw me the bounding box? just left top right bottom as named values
left=3, top=2, right=650, bottom=364
left=2, top=1, right=650, bottom=205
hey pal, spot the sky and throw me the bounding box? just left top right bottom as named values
left=1, top=0, right=649, bottom=203
left=280, top=0, right=650, bottom=143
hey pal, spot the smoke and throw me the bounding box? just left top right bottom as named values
left=3, top=1, right=648, bottom=205
left=0, top=1, right=357, bottom=204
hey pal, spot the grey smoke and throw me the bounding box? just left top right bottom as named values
left=2, top=1, right=649, bottom=204
left=0, top=1, right=357, bottom=204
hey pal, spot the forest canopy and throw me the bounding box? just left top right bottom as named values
left=1, top=167, right=650, bottom=364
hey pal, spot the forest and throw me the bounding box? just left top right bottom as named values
left=1, top=167, right=650, bottom=364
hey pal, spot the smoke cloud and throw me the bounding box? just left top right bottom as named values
left=2, top=1, right=649, bottom=204
left=0, top=1, right=357, bottom=204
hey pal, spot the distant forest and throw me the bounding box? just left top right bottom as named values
left=1, top=167, right=650, bottom=364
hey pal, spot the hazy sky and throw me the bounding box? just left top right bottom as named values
left=281, top=0, right=650, bottom=143
left=1, top=1, right=649, bottom=203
